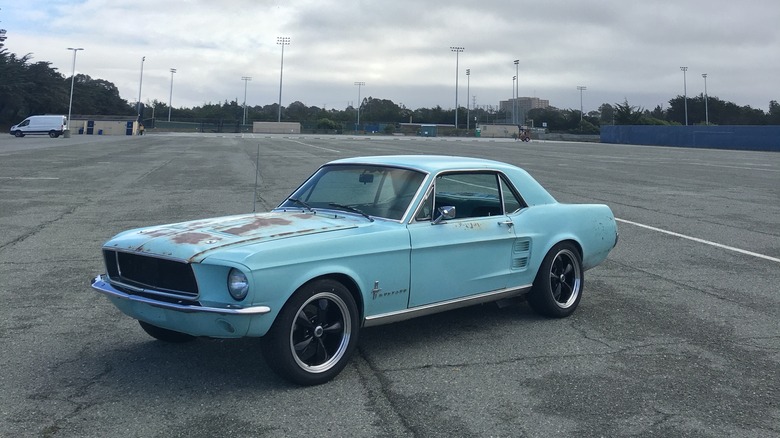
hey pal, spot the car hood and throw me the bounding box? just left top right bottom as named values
left=103, top=211, right=358, bottom=263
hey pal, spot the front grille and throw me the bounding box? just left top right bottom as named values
left=103, top=250, right=199, bottom=299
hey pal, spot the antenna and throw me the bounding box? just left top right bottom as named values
left=253, top=143, right=260, bottom=213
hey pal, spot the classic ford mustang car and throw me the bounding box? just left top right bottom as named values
left=92, top=155, right=617, bottom=385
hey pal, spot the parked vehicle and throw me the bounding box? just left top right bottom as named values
left=9, top=115, right=67, bottom=138
left=91, top=155, right=619, bottom=385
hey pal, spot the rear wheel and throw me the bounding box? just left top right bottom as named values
left=528, top=242, right=583, bottom=318
left=138, top=321, right=196, bottom=343
left=262, top=279, right=359, bottom=385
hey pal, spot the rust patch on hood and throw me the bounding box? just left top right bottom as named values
left=171, top=232, right=220, bottom=245
left=105, top=212, right=362, bottom=263
left=223, top=216, right=292, bottom=236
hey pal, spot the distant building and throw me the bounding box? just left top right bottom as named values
left=499, top=97, right=550, bottom=124
left=70, top=115, right=140, bottom=136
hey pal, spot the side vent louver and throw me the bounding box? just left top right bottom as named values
left=512, top=257, right=529, bottom=269
left=511, top=238, right=531, bottom=271
left=514, top=240, right=530, bottom=252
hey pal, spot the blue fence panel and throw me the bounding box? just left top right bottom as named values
left=601, top=125, right=780, bottom=152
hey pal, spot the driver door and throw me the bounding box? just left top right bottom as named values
left=407, top=171, right=522, bottom=307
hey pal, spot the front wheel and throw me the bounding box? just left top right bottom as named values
left=14, top=131, right=24, bottom=138
left=262, top=279, right=359, bottom=385
left=139, top=320, right=196, bottom=343
left=528, top=242, right=583, bottom=318
left=49, top=130, right=58, bottom=138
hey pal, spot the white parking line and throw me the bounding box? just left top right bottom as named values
left=616, top=218, right=780, bottom=264
left=687, top=162, right=779, bottom=173
left=283, top=138, right=340, bottom=153
left=0, top=176, right=60, bottom=180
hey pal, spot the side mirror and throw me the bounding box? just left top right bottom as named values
left=432, top=206, right=456, bottom=224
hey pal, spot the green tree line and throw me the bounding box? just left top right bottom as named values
left=0, top=29, right=135, bottom=125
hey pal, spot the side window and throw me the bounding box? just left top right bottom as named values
left=414, top=186, right=434, bottom=221
left=500, top=176, right=526, bottom=213
left=434, top=172, right=502, bottom=219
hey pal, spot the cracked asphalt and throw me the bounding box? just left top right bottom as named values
left=1, top=133, right=778, bottom=437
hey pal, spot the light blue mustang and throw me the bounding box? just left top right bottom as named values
left=92, top=155, right=618, bottom=385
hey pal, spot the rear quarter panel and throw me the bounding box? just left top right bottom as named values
left=512, top=203, right=617, bottom=273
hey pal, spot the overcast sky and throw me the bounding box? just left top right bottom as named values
left=3, top=0, right=779, bottom=114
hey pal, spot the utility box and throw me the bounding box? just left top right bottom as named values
left=419, top=124, right=437, bottom=137
left=252, top=122, right=301, bottom=134
left=476, top=124, right=519, bottom=138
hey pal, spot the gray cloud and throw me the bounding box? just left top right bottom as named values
left=4, top=0, right=779, bottom=113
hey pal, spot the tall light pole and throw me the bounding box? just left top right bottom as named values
left=512, top=76, right=517, bottom=124
left=354, top=81, right=365, bottom=132
left=465, top=69, right=470, bottom=131
left=241, top=76, right=252, bottom=126
left=136, top=56, right=145, bottom=122
left=168, top=68, right=176, bottom=122
left=514, top=59, right=519, bottom=125
left=66, top=47, right=83, bottom=130
left=577, top=86, right=587, bottom=123
left=680, top=66, right=688, bottom=125
left=450, top=46, right=464, bottom=129
left=702, top=73, right=709, bottom=125
left=277, top=36, right=290, bottom=122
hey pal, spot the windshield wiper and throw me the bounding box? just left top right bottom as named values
left=328, top=203, right=374, bottom=222
left=287, top=197, right=314, bottom=212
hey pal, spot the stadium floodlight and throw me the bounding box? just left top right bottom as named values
left=450, top=46, right=464, bottom=129
left=66, top=47, right=84, bottom=130
left=277, top=37, right=291, bottom=122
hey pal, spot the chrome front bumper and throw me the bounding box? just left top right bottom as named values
left=91, top=275, right=271, bottom=316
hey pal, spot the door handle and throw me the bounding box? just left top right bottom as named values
left=499, top=220, right=514, bottom=228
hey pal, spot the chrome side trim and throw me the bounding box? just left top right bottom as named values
left=91, top=275, right=271, bottom=316
left=363, top=284, right=532, bottom=327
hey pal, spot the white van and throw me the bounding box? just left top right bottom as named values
left=9, top=115, right=67, bottom=138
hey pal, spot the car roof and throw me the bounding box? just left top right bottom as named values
left=328, top=155, right=520, bottom=174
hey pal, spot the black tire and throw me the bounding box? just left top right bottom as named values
left=262, top=279, right=359, bottom=386
left=48, top=131, right=57, bottom=138
left=138, top=320, right=196, bottom=343
left=14, top=131, right=24, bottom=138
left=528, top=242, right=583, bottom=318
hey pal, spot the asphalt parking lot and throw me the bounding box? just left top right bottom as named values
left=1, top=132, right=778, bottom=437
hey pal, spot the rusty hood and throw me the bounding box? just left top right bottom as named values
left=103, top=211, right=358, bottom=262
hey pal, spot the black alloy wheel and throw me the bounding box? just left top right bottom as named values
left=262, top=279, right=359, bottom=386
left=528, top=242, right=584, bottom=318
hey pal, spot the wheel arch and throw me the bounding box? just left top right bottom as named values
left=537, top=235, right=583, bottom=264
left=296, top=273, right=365, bottom=322
left=558, top=238, right=583, bottom=260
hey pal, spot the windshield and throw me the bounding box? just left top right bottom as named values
left=279, top=164, right=426, bottom=220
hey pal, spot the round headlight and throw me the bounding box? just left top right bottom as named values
left=227, top=268, right=249, bottom=301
